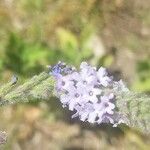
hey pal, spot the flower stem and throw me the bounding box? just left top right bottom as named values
left=0, top=72, right=55, bottom=106
left=116, top=92, right=150, bottom=135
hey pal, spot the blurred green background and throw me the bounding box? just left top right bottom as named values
left=0, top=0, right=150, bottom=149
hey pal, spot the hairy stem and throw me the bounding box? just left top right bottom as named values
left=116, top=92, right=150, bottom=135
left=0, top=72, right=55, bottom=106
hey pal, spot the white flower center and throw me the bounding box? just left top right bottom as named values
left=75, top=93, right=79, bottom=98
left=62, top=81, right=65, bottom=86
left=89, top=91, right=93, bottom=96
left=83, top=80, right=87, bottom=85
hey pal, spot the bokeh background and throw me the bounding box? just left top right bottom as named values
left=0, top=0, right=150, bottom=149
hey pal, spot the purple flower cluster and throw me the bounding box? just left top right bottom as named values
left=50, top=62, right=127, bottom=126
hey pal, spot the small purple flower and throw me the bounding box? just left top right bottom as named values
left=55, top=74, right=74, bottom=91
left=49, top=61, right=75, bottom=78
left=73, top=63, right=97, bottom=86
left=83, top=85, right=102, bottom=103
left=60, top=85, right=85, bottom=111
left=72, top=103, right=94, bottom=121
left=97, top=67, right=112, bottom=87
left=100, top=95, right=115, bottom=114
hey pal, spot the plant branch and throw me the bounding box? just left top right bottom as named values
left=116, top=92, right=150, bottom=135
left=0, top=72, right=55, bottom=106
left=0, top=72, right=150, bottom=135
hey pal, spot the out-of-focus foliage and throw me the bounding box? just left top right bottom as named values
left=133, top=58, right=150, bottom=92
left=2, top=28, right=94, bottom=77
left=0, top=0, right=150, bottom=149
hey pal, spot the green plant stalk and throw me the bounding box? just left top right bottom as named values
left=0, top=72, right=55, bottom=105
left=0, top=72, right=149, bottom=135
left=116, top=91, right=150, bottom=135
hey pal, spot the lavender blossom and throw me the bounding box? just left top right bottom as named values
left=97, top=67, right=112, bottom=87
left=49, top=61, right=75, bottom=78
left=50, top=62, right=128, bottom=126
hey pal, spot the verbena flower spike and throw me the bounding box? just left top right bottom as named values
left=50, top=62, right=129, bottom=127
left=0, top=61, right=149, bottom=135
